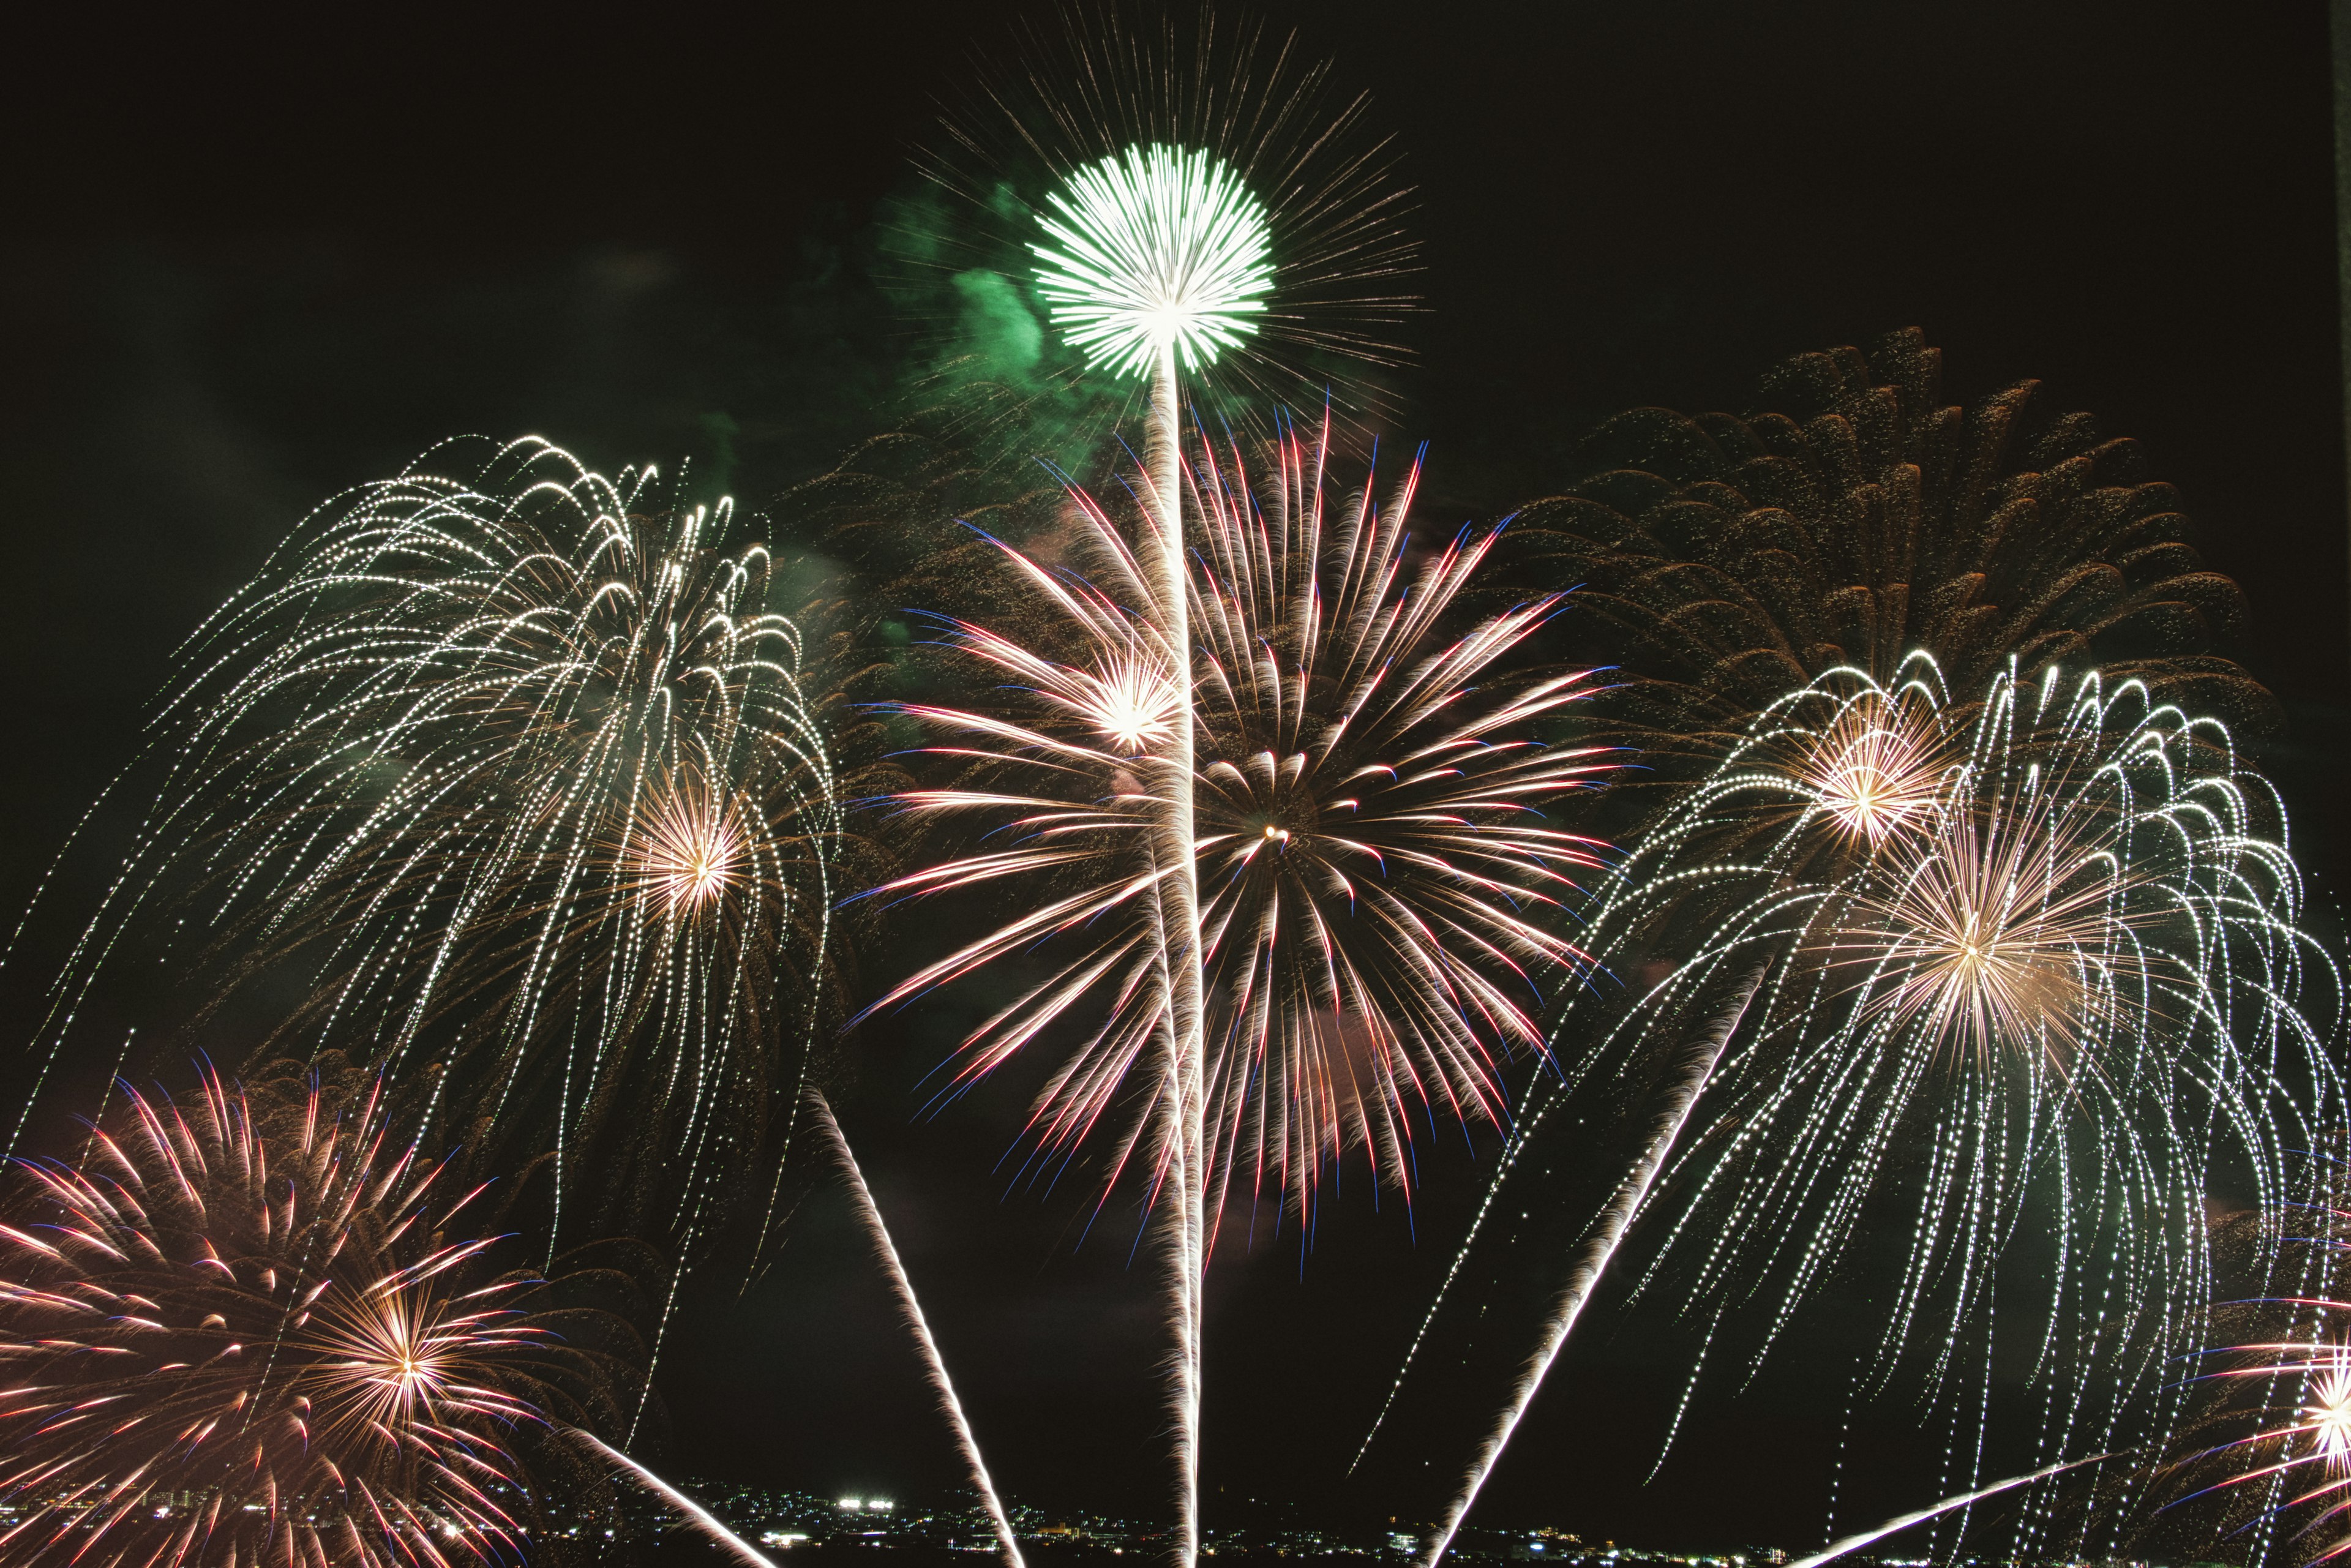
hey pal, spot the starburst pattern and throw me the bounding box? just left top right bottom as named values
left=1791, top=683, right=1948, bottom=843
left=0, top=1069, right=615, bottom=1568
left=866, top=418, right=1612, bottom=1232
left=628, top=774, right=751, bottom=920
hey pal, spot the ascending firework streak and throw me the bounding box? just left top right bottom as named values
left=808, top=1093, right=1025, bottom=1568
left=570, top=1430, right=779, bottom=1568
left=1786, top=1452, right=2118, bottom=1568
left=1417, top=961, right=1765, bottom=1566
left=871, top=418, right=1607, bottom=1559
left=9, top=439, right=839, bottom=1262
left=1410, top=655, right=2338, bottom=1561
left=0, top=1068, right=610, bottom=1568
left=1029, top=142, right=1273, bottom=1564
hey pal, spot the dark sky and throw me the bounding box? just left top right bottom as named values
left=4, top=0, right=2345, bottom=1553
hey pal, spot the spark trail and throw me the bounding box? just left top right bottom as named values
left=1786, top=1453, right=2118, bottom=1568
left=1419, top=962, right=1765, bottom=1568
left=571, top=1430, right=779, bottom=1568
left=809, top=1093, right=1026, bottom=1568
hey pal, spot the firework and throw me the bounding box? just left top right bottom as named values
left=870, top=416, right=1610, bottom=1225
left=1031, top=143, right=1274, bottom=380
left=10, top=439, right=839, bottom=1254
left=902, top=9, right=1417, bottom=459
left=2185, top=1331, right=2351, bottom=1554
left=1400, top=657, right=2337, bottom=1562
left=809, top=1094, right=1024, bottom=1568
left=2162, top=1183, right=2351, bottom=1563
left=898, top=23, right=1417, bottom=1557
left=1514, top=328, right=2272, bottom=749
left=0, top=1068, right=612, bottom=1568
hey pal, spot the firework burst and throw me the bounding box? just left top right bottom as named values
left=1515, top=329, right=2271, bottom=738
left=0, top=1068, right=616, bottom=1568
left=1030, top=142, right=1275, bottom=379
left=868, top=416, right=1612, bottom=1234
left=905, top=8, right=1417, bottom=448
left=1399, top=656, right=2339, bottom=1562
left=12, top=439, right=839, bottom=1248
left=2161, top=1179, right=2351, bottom=1564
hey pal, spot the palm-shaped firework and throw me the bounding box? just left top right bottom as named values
left=0, top=1065, right=628, bottom=1568
left=12, top=439, right=839, bottom=1250
left=1395, top=656, right=2340, bottom=1563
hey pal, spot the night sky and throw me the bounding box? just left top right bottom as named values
left=4, top=0, right=2344, bottom=1551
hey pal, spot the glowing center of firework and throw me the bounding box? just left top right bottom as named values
left=2311, top=1357, right=2351, bottom=1476
left=634, top=787, right=744, bottom=916
left=1030, top=143, right=1275, bottom=378
left=1078, top=655, right=1180, bottom=756
left=1802, top=711, right=1941, bottom=842
left=1821, top=764, right=1905, bottom=838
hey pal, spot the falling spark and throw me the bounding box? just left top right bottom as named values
left=808, top=1094, right=1026, bottom=1568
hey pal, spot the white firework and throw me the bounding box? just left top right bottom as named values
left=1030, top=142, right=1275, bottom=378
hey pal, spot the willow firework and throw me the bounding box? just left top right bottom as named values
left=1400, top=656, right=2339, bottom=1562
left=0, top=1070, right=604, bottom=1568
left=868, top=416, right=1611, bottom=1235
left=12, top=439, right=838, bottom=1247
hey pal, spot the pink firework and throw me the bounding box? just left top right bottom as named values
left=868, top=416, right=1613, bottom=1239
left=0, top=1069, right=598, bottom=1568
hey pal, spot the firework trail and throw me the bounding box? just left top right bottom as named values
left=569, top=1430, right=778, bottom=1568
left=1417, top=961, right=1763, bottom=1567
left=0, top=1066, right=612, bottom=1568
left=9, top=438, right=839, bottom=1257
left=901, top=25, right=1417, bottom=1555
left=1400, top=655, right=2338, bottom=1556
left=807, top=1093, right=1026, bottom=1568
left=1785, top=1452, right=2118, bottom=1568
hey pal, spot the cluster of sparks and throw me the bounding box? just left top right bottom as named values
left=0, top=1071, right=568, bottom=1568
left=1383, top=656, right=2340, bottom=1560
left=13, top=440, right=839, bottom=1250
left=869, top=415, right=1612, bottom=1236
